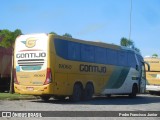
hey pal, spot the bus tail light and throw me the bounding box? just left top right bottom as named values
left=14, top=69, right=19, bottom=84
left=44, top=68, right=52, bottom=85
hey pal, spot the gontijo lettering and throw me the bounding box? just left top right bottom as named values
left=80, top=64, right=106, bottom=73
left=16, top=52, right=46, bottom=58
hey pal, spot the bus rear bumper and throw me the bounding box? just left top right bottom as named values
left=14, top=84, right=53, bottom=95
left=146, top=85, right=160, bottom=92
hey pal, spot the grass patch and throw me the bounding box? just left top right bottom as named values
left=0, top=93, right=37, bottom=100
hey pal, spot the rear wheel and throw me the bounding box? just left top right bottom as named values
left=70, top=83, right=82, bottom=102
left=40, top=96, right=50, bottom=101
left=149, top=91, right=160, bottom=95
left=149, top=91, right=154, bottom=95
left=53, top=96, right=66, bottom=100
left=129, top=84, right=138, bottom=98
left=106, top=94, right=111, bottom=98
left=82, top=83, right=94, bottom=101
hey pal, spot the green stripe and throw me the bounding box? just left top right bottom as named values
left=105, top=67, right=130, bottom=89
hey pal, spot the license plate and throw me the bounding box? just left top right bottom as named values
left=26, top=87, right=34, bottom=91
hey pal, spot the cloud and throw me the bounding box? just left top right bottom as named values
left=77, top=23, right=105, bottom=35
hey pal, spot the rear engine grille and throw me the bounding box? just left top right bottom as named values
left=17, top=59, right=44, bottom=66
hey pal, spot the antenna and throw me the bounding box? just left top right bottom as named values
left=129, top=0, right=132, bottom=40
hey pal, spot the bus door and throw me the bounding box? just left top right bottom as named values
left=140, top=62, right=150, bottom=93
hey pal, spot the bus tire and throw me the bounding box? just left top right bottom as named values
left=53, top=96, right=66, bottom=100
left=106, top=94, right=111, bottom=98
left=83, top=83, right=94, bottom=101
left=40, top=96, right=50, bottom=101
left=129, top=84, right=138, bottom=98
left=149, top=91, right=155, bottom=95
left=70, top=83, right=82, bottom=102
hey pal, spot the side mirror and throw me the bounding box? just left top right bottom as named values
left=143, top=61, right=150, bottom=71
left=136, top=65, right=139, bottom=71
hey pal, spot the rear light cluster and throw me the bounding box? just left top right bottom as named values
left=14, top=68, right=52, bottom=85
left=43, top=68, right=52, bottom=85
left=14, top=69, right=19, bottom=84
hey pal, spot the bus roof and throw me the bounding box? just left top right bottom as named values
left=17, top=33, right=140, bottom=55
left=50, top=34, right=140, bottom=55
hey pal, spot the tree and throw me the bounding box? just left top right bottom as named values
left=0, top=29, right=22, bottom=93
left=120, top=37, right=140, bottom=52
left=152, top=54, right=158, bottom=58
left=13, top=29, right=22, bottom=40
left=120, top=37, right=133, bottom=47
left=0, top=29, right=13, bottom=48
left=0, top=29, right=22, bottom=47
left=49, top=32, right=57, bottom=35
left=62, top=33, right=72, bottom=38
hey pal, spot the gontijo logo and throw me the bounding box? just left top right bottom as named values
left=21, top=37, right=37, bottom=48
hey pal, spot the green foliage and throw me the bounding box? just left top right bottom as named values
left=120, top=37, right=133, bottom=47
left=0, top=29, right=22, bottom=48
left=49, top=32, right=57, bottom=35
left=0, top=93, right=36, bottom=100
left=62, top=33, right=72, bottom=38
left=152, top=54, right=158, bottom=58
left=134, top=47, right=140, bottom=52
left=120, top=37, right=140, bottom=52
left=0, top=29, right=13, bottom=48
left=13, top=29, right=22, bottom=40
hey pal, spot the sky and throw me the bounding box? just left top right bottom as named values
left=1, top=0, right=160, bottom=57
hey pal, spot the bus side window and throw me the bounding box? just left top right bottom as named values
left=106, top=49, right=118, bottom=65
left=81, top=44, right=95, bottom=62
left=54, top=39, right=68, bottom=59
left=127, top=52, right=137, bottom=69
left=68, top=41, right=80, bottom=61
left=95, top=47, right=106, bottom=64
left=118, top=50, right=128, bottom=66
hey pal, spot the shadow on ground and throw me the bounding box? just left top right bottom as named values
left=31, top=94, right=160, bottom=105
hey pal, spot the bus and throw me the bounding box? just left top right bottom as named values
left=0, top=47, right=12, bottom=92
left=144, top=57, right=160, bottom=95
left=14, top=33, right=149, bottom=101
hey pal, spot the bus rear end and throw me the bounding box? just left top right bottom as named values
left=145, top=57, right=160, bottom=94
left=14, top=34, right=53, bottom=95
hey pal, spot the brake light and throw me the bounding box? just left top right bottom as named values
left=14, top=69, right=19, bottom=84
left=44, top=68, right=52, bottom=85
